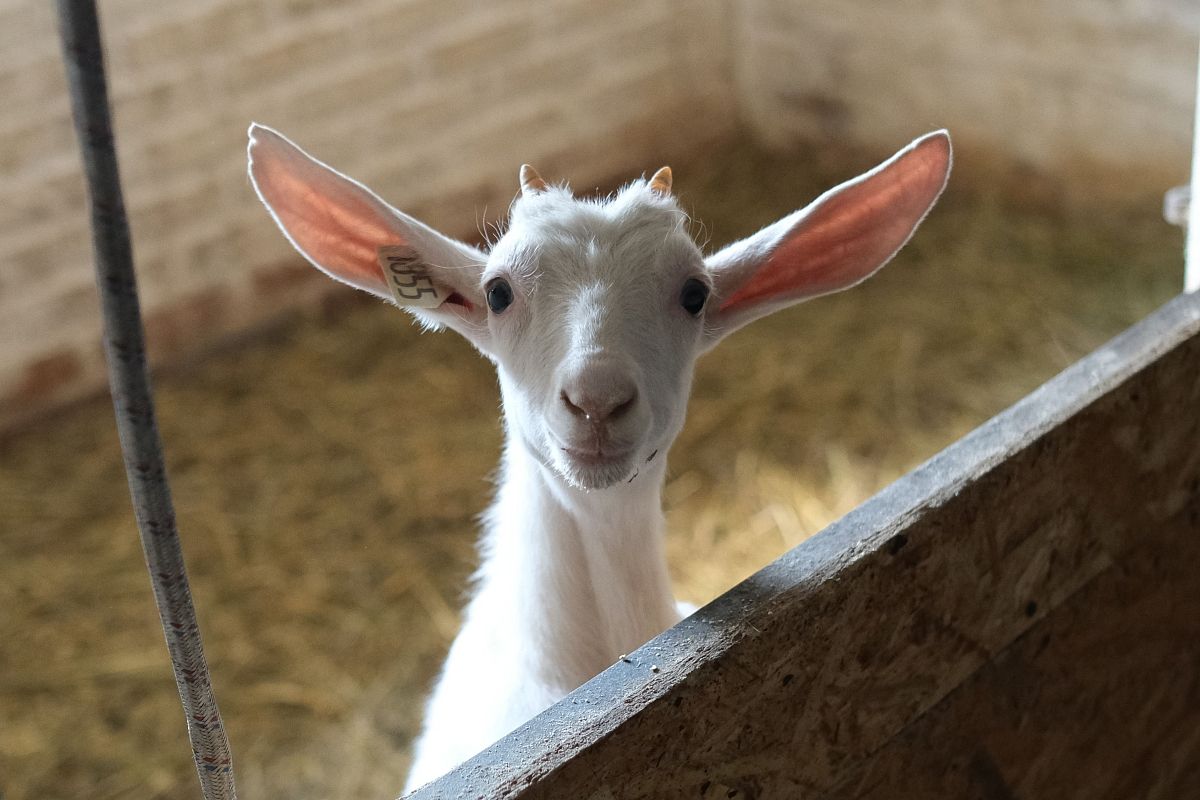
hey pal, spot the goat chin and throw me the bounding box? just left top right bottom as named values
left=557, top=454, right=637, bottom=490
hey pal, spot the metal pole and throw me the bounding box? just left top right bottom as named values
left=54, top=2, right=237, bottom=798
left=1187, top=38, right=1200, bottom=293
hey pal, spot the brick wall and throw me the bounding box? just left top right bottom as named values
left=1, top=0, right=1195, bottom=428
left=0, top=0, right=733, bottom=428
left=735, top=0, right=1198, bottom=186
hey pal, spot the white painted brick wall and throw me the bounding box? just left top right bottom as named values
left=735, top=0, right=1198, bottom=183
left=0, top=0, right=733, bottom=426
left=0, top=0, right=1193, bottom=427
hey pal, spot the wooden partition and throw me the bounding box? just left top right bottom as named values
left=413, top=291, right=1200, bottom=799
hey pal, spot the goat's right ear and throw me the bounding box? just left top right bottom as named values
left=247, top=123, right=490, bottom=349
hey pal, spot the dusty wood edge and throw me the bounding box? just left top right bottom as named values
left=409, top=290, right=1200, bottom=799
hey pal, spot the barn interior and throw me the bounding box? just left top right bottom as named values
left=0, top=2, right=1195, bottom=798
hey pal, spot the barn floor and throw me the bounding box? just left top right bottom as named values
left=0, top=137, right=1183, bottom=800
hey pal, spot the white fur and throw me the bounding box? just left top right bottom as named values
left=245, top=124, right=951, bottom=794
left=404, top=183, right=700, bottom=791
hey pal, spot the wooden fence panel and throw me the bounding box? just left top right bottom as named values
left=414, top=291, right=1200, bottom=800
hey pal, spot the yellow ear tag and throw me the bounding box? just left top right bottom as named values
left=377, top=245, right=444, bottom=309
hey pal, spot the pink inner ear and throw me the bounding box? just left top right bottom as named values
left=250, top=129, right=399, bottom=294
left=721, top=134, right=950, bottom=311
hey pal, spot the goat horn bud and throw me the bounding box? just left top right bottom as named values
left=649, top=166, right=673, bottom=196
left=520, top=164, right=548, bottom=196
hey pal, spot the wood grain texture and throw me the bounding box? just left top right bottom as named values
left=412, top=291, right=1200, bottom=800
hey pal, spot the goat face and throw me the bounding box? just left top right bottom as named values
left=484, top=182, right=706, bottom=489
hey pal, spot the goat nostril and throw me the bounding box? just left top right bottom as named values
left=560, top=379, right=637, bottom=423
left=560, top=388, right=636, bottom=422
left=609, top=392, right=636, bottom=420
left=560, top=390, right=586, bottom=418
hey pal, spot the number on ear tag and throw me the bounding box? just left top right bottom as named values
left=377, top=245, right=444, bottom=308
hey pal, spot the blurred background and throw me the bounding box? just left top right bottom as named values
left=0, top=1, right=1196, bottom=798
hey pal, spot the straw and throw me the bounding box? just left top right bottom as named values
left=0, top=136, right=1182, bottom=799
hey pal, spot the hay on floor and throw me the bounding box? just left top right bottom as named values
left=0, top=137, right=1183, bottom=799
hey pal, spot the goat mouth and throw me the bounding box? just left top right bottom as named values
left=554, top=443, right=637, bottom=490
left=560, top=446, right=632, bottom=468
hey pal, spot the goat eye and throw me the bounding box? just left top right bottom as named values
left=486, top=278, right=514, bottom=314
left=679, top=278, right=710, bottom=316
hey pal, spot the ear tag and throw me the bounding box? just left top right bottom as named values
left=377, top=245, right=444, bottom=308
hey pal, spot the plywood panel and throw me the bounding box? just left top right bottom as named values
left=412, top=291, right=1200, bottom=799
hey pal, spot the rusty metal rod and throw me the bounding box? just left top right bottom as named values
left=54, top=2, right=237, bottom=798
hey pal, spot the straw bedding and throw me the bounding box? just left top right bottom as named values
left=0, top=137, right=1181, bottom=799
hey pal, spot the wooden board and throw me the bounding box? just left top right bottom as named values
left=412, top=291, right=1200, bottom=800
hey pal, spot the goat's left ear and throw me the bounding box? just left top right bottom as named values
left=247, top=123, right=491, bottom=351
left=703, top=130, right=951, bottom=347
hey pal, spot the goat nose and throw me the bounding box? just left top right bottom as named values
left=560, top=369, right=638, bottom=424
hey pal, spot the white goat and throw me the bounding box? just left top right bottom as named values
left=247, top=125, right=951, bottom=792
